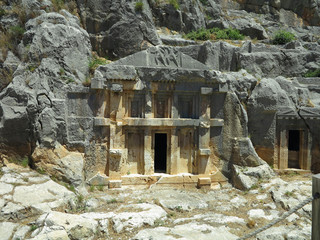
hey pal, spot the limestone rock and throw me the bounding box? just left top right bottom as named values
left=132, top=223, right=238, bottom=240
left=247, top=77, right=294, bottom=164
left=270, top=180, right=312, bottom=216
left=231, top=164, right=274, bottom=190
left=229, top=17, right=268, bottom=39
left=231, top=137, right=266, bottom=167
left=112, top=203, right=167, bottom=233
left=24, top=12, right=91, bottom=83
left=247, top=209, right=275, bottom=220
left=77, top=0, right=161, bottom=58
left=12, top=225, right=30, bottom=240
left=0, top=182, right=13, bottom=195
left=32, top=211, right=98, bottom=240
left=150, top=0, right=206, bottom=32
left=173, top=213, right=245, bottom=225
left=0, top=222, right=18, bottom=240
left=30, top=230, right=70, bottom=240
left=13, top=180, right=74, bottom=208
left=3, top=51, right=21, bottom=73
left=87, top=172, right=109, bottom=186
left=32, top=144, right=85, bottom=187
left=256, top=225, right=311, bottom=240
left=0, top=202, right=26, bottom=221
left=141, top=189, right=208, bottom=211
left=0, top=11, right=92, bottom=153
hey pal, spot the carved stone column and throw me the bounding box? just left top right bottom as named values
left=198, top=87, right=212, bottom=174
left=144, top=128, right=153, bottom=175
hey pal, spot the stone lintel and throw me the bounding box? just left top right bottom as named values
left=94, top=118, right=224, bottom=127
left=201, top=87, right=213, bottom=95
left=123, top=118, right=198, bottom=126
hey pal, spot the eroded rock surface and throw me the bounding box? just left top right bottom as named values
left=0, top=164, right=314, bottom=240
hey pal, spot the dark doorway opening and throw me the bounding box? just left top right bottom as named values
left=154, top=133, right=167, bottom=173
left=288, top=130, right=300, bottom=168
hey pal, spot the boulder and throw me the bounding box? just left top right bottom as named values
left=11, top=179, right=75, bottom=212
left=31, top=144, right=85, bottom=187
left=231, top=137, right=266, bottom=167
left=179, top=41, right=239, bottom=71
left=231, top=164, right=274, bottom=190
left=77, top=0, right=161, bottom=58
left=228, top=17, right=268, bottom=39
left=112, top=203, right=167, bottom=233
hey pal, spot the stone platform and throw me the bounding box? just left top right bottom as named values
left=102, top=171, right=228, bottom=189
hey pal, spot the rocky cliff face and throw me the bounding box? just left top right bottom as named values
left=0, top=0, right=320, bottom=189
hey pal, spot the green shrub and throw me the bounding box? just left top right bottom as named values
left=21, top=157, right=29, bottom=168
left=184, top=28, right=211, bottom=40
left=304, top=69, right=320, bottom=77
left=8, top=156, right=29, bottom=168
left=184, top=27, right=244, bottom=41
left=199, top=0, right=208, bottom=5
left=169, top=0, right=179, bottom=10
left=9, top=25, right=25, bottom=39
left=220, top=28, right=244, bottom=40
left=52, top=0, right=66, bottom=11
left=0, top=8, right=6, bottom=17
left=30, top=224, right=38, bottom=232
left=89, top=185, right=95, bottom=192
left=272, top=30, right=295, bottom=45
left=88, top=56, right=107, bottom=74
left=135, top=1, right=143, bottom=11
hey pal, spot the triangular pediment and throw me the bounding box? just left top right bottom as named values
left=112, top=46, right=209, bottom=70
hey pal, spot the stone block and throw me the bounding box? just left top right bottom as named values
left=201, top=87, right=213, bottom=95
left=199, top=149, right=211, bottom=156
left=91, top=77, right=104, bottom=89
left=109, top=149, right=122, bottom=156
left=210, top=119, right=224, bottom=127
left=94, top=118, right=110, bottom=126
left=182, top=175, right=199, bottom=184
left=121, top=176, right=159, bottom=185
left=197, top=177, right=211, bottom=189
left=88, top=173, right=109, bottom=186
left=156, top=175, right=184, bottom=184
left=108, top=180, right=122, bottom=189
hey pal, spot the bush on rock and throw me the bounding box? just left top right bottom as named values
left=272, top=30, right=295, bottom=45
